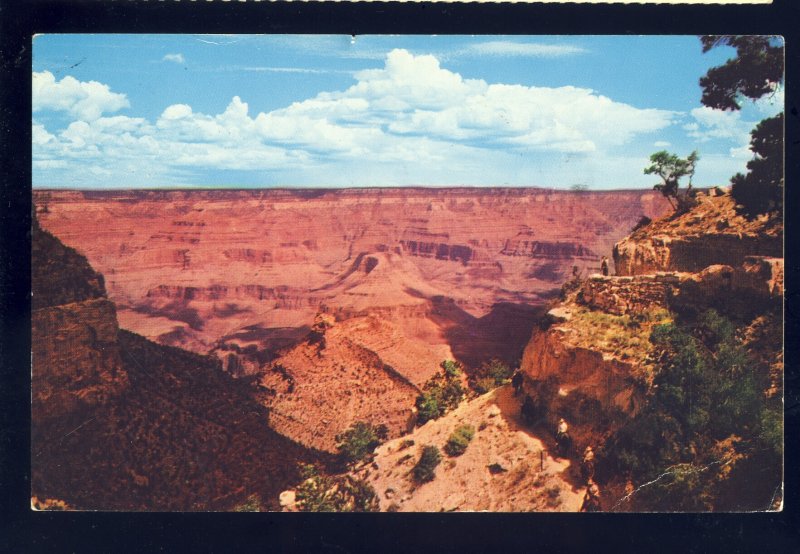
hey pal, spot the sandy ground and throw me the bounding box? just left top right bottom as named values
left=352, top=385, right=585, bottom=512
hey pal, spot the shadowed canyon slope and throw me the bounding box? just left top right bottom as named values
left=35, top=188, right=669, bottom=452
left=31, top=220, right=327, bottom=510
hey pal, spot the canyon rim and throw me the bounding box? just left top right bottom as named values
left=30, top=35, right=784, bottom=512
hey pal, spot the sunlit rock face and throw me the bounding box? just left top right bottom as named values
left=34, top=187, right=670, bottom=386
left=613, top=192, right=782, bottom=276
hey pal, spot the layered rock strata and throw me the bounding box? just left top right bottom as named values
left=34, top=188, right=670, bottom=380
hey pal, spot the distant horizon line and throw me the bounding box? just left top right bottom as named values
left=32, top=185, right=714, bottom=194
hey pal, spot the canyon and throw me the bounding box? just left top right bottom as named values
left=31, top=187, right=782, bottom=511
left=35, top=187, right=669, bottom=452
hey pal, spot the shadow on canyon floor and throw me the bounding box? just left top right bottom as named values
left=429, top=297, right=549, bottom=373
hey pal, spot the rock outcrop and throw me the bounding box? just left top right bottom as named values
left=259, top=316, right=420, bottom=453
left=613, top=192, right=782, bottom=275
left=347, top=386, right=583, bottom=512
left=31, top=222, right=129, bottom=426
left=517, top=189, right=783, bottom=510
left=31, top=219, right=325, bottom=511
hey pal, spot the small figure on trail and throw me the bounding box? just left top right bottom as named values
left=511, top=370, right=524, bottom=396
left=572, top=265, right=580, bottom=279
left=581, top=446, right=596, bottom=481
left=580, top=479, right=602, bottom=513
left=600, top=256, right=609, bottom=276
left=521, top=395, right=537, bottom=426
left=555, top=417, right=572, bottom=458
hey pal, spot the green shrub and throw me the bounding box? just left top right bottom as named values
left=413, top=445, right=442, bottom=484
left=469, top=359, right=514, bottom=394
left=295, top=463, right=379, bottom=512
left=336, top=421, right=384, bottom=466
left=607, top=309, right=776, bottom=511
left=444, top=424, right=475, bottom=457
left=760, top=406, right=783, bottom=457
left=415, top=361, right=466, bottom=425
left=415, top=390, right=442, bottom=425
left=485, top=359, right=513, bottom=384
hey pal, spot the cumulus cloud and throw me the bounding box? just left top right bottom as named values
left=33, top=70, right=129, bottom=121
left=460, top=41, right=587, bottom=57
left=163, top=53, right=185, bottom=64
left=267, top=49, right=674, bottom=155
left=684, top=107, right=753, bottom=145
left=654, top=141, right=671, bottom=147
left=32, top=49, right=681, bottom=187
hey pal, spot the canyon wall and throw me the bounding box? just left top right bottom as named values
left=614, top=192, right=782, bottom=276
left=31, top=221, right=129, bottom=425
left=35, top=188, right=670, bottom=386
left=519, top=190, right=784, bottom=455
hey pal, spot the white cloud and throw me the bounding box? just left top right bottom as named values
left=32, top=122, right=55, bottom=146
left=266, top=49, right=674, bottom=155
left=31, top=49, right=681, bottom=188
left=654, top=141, right=671, bottom=147
left=161, top=104, right=193, bottom=120
left=460, top=41, right=587, bottom=58
left=162, top=53, right=185, bottom=64
left=684, top=106, right=754, bottom=146
left=33, top=71, right=129, bottom=121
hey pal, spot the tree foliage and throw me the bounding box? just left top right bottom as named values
left=415, top=360, right=466, bottom=425
left=606, top=310, right=779, bottom=510
left=730, top=113, right=784, bottom=216
left=469, top=358, right=514, bottom=394
left=335, top=421, right=388, bottom=467
left=644, top=150, right=699, bottom=213
left=699, top=35, right=784, bottom=216
left=699, top=35, right=784, bottom=111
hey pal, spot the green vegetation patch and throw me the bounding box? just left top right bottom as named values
left=469, top=358, right=514, bottom=394
left=444, top=424, right=476, bottom=457
left=568, top=306, right=671, bottom=377
left=294, top=463, right=379, bottom=512
left=415, top=360, right=466, bottom=425
left=413, top=445, right=442, bottom=484
left=335, top=421, right=388, bottom=467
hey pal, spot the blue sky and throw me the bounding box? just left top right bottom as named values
left=32, top=34, right=783, bottom=189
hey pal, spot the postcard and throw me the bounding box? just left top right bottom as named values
left=31, top=34, right=783, bottom=513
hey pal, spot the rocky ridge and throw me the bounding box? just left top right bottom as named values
left=31, top=221, right=325, bottom=510
left=341, top=386, right=583, bottom=512
left=517, top=190, right=783, bottom=509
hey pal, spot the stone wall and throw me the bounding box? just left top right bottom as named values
left=579, top=274, right=671, bottom=316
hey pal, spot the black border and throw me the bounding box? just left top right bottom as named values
left=2, top=1, right=798, bottom=552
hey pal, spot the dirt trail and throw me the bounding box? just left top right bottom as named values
left=352, top=385, right=584, bottom=512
